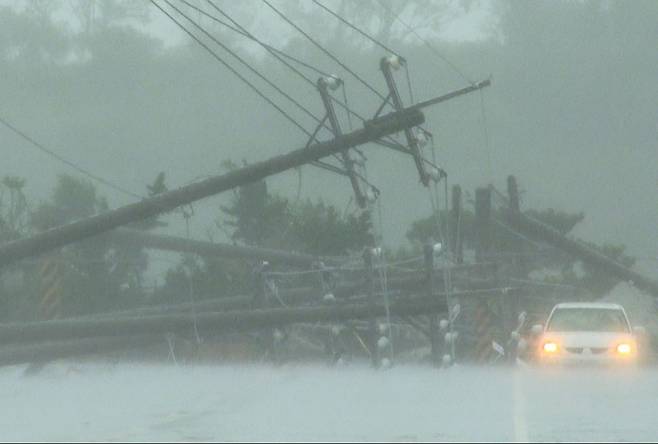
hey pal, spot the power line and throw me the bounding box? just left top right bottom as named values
left=177, top=1, right=380, bottom=175
left=202, top=0, right=322, bottom=85
left=311, top=0, right=402, bottom=59
left=151, top=0, right=312, bottom=140
left=164, top=1, right=359, bottom=174
left=156, top=1, right=373, bottom=187
left=189, top=1, right=362, bottom=124
left=178, top=0, right=331, bottom=78
left=260, top=0, right=427, bottom=161
left=162, top=0, right=324, bottom=132
left=374, top=0, right=474, bottom=85
left=166, top=1, right=438, bottom=187
left=0, top=114, right=143, bottom=200
left=262, top=0, right=388, bottom=102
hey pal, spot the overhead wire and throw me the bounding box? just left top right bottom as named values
left=262, top=0, right=388, bottom=102
left=374, top=0, right=474, bottom=86
left=188, top=0, right=434, bottom=171
left=0, top=114, right=143, bottom=200
left=373, top=0, right=495, bottom=187
left=179, top=0, right=367, bottom=131
left=183, top=0, right=332, bottom=77
left=172, top=0, right=376, bottom=186
left=155, top=0, right=379, bottom=213
left=311, top=0, right=402, bottom=59
left=151, top=0, right=313, bottom=141
left=161, top=0, right=325, bottom=133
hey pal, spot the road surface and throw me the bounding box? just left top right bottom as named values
left=1, top=361, right=655, bottom=441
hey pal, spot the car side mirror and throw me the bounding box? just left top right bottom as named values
left=531, top=324, right=544, bottom=336
left=633, top=326, right=647, bottom=336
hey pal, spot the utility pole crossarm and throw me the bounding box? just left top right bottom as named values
left=380, top=56, right=430, bottom=186
left=409, top=78, right=491, bottom=113
left=317, top=76, right=367, bottom=208
left=0, top=108, right=424, bottom=268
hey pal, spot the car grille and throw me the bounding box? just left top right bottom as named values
left=565, top=347, right=609, bottom=355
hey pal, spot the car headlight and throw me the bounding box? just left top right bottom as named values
left=543, top=341, right=559, bottom=353
left=616, top=343, right=632, bottom=355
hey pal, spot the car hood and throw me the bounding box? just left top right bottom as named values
left=542, top=331, right=634, bottom=348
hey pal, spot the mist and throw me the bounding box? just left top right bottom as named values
left=1, top=1, right=657, bottom=441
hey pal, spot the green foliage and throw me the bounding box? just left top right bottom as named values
left=219, top=165, right=373, bottom=256
left=289, top=199, right=373, bottom=256
left=31, top=174, right=107, bottom=231
left=221, top=179, right=291, bottom=248
left=0, top=176, right=29, bottom=242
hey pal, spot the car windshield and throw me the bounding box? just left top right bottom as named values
left=546, top=308, right=629, bottom=332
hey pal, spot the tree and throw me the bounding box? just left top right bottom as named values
left=405, top=202, right=633, bottom=296
left=289, top=199, right=373, bottom=256
left=0, top=176, right=29, bottom=242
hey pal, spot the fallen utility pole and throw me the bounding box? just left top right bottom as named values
left=111, top=229, right=345, bottom=267
left=0, top=289, right=517, bottom=345
left=0, top=108, right=423, bottom=268
left=0, top=335, right=161, bottom=368
left=70, top=265, right=475, bottom=322
left=504, top=176, right=658, bottom=297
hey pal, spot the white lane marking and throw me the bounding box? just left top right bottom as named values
left=513, top=366, right=529, bottom=442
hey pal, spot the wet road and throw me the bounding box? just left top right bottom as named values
left=1, top=362, right=656, bottom=441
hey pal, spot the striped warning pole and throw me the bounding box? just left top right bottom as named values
left=38, top=256, right=64, bottom=320
left=474, top=300, right=496, bottom=363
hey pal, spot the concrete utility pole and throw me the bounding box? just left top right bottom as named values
left=0, top=108, right=423, bottom=268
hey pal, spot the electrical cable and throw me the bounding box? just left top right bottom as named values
left=0, top=114, right=143, bottom=200
left=162, top=0, right=325, bottom=132
left=179, top=0, right=377, bottom=136
left=262, top=0, right=388, bottom=102
left=172, top=1, right=386, bottom=193
left=179, top=0, right=332, bottom=78
left=185, top=1, right=419, bottom=168
left=151, top=1, right=312, bottom=140
left=311, top=0, right=403, bottom=59
left=374, top=0, right=474, bottom=85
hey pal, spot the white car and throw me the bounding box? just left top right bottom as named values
left=534, top=302, right=642, bottom=366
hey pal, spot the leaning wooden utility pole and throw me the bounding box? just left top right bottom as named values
left=0, top=108, right=423, bottom=268
left=503, top=176, right=658, bottom=297
left=474, top=187, right=493, bottom=264
left=450, top=185, right=464, bottom=264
